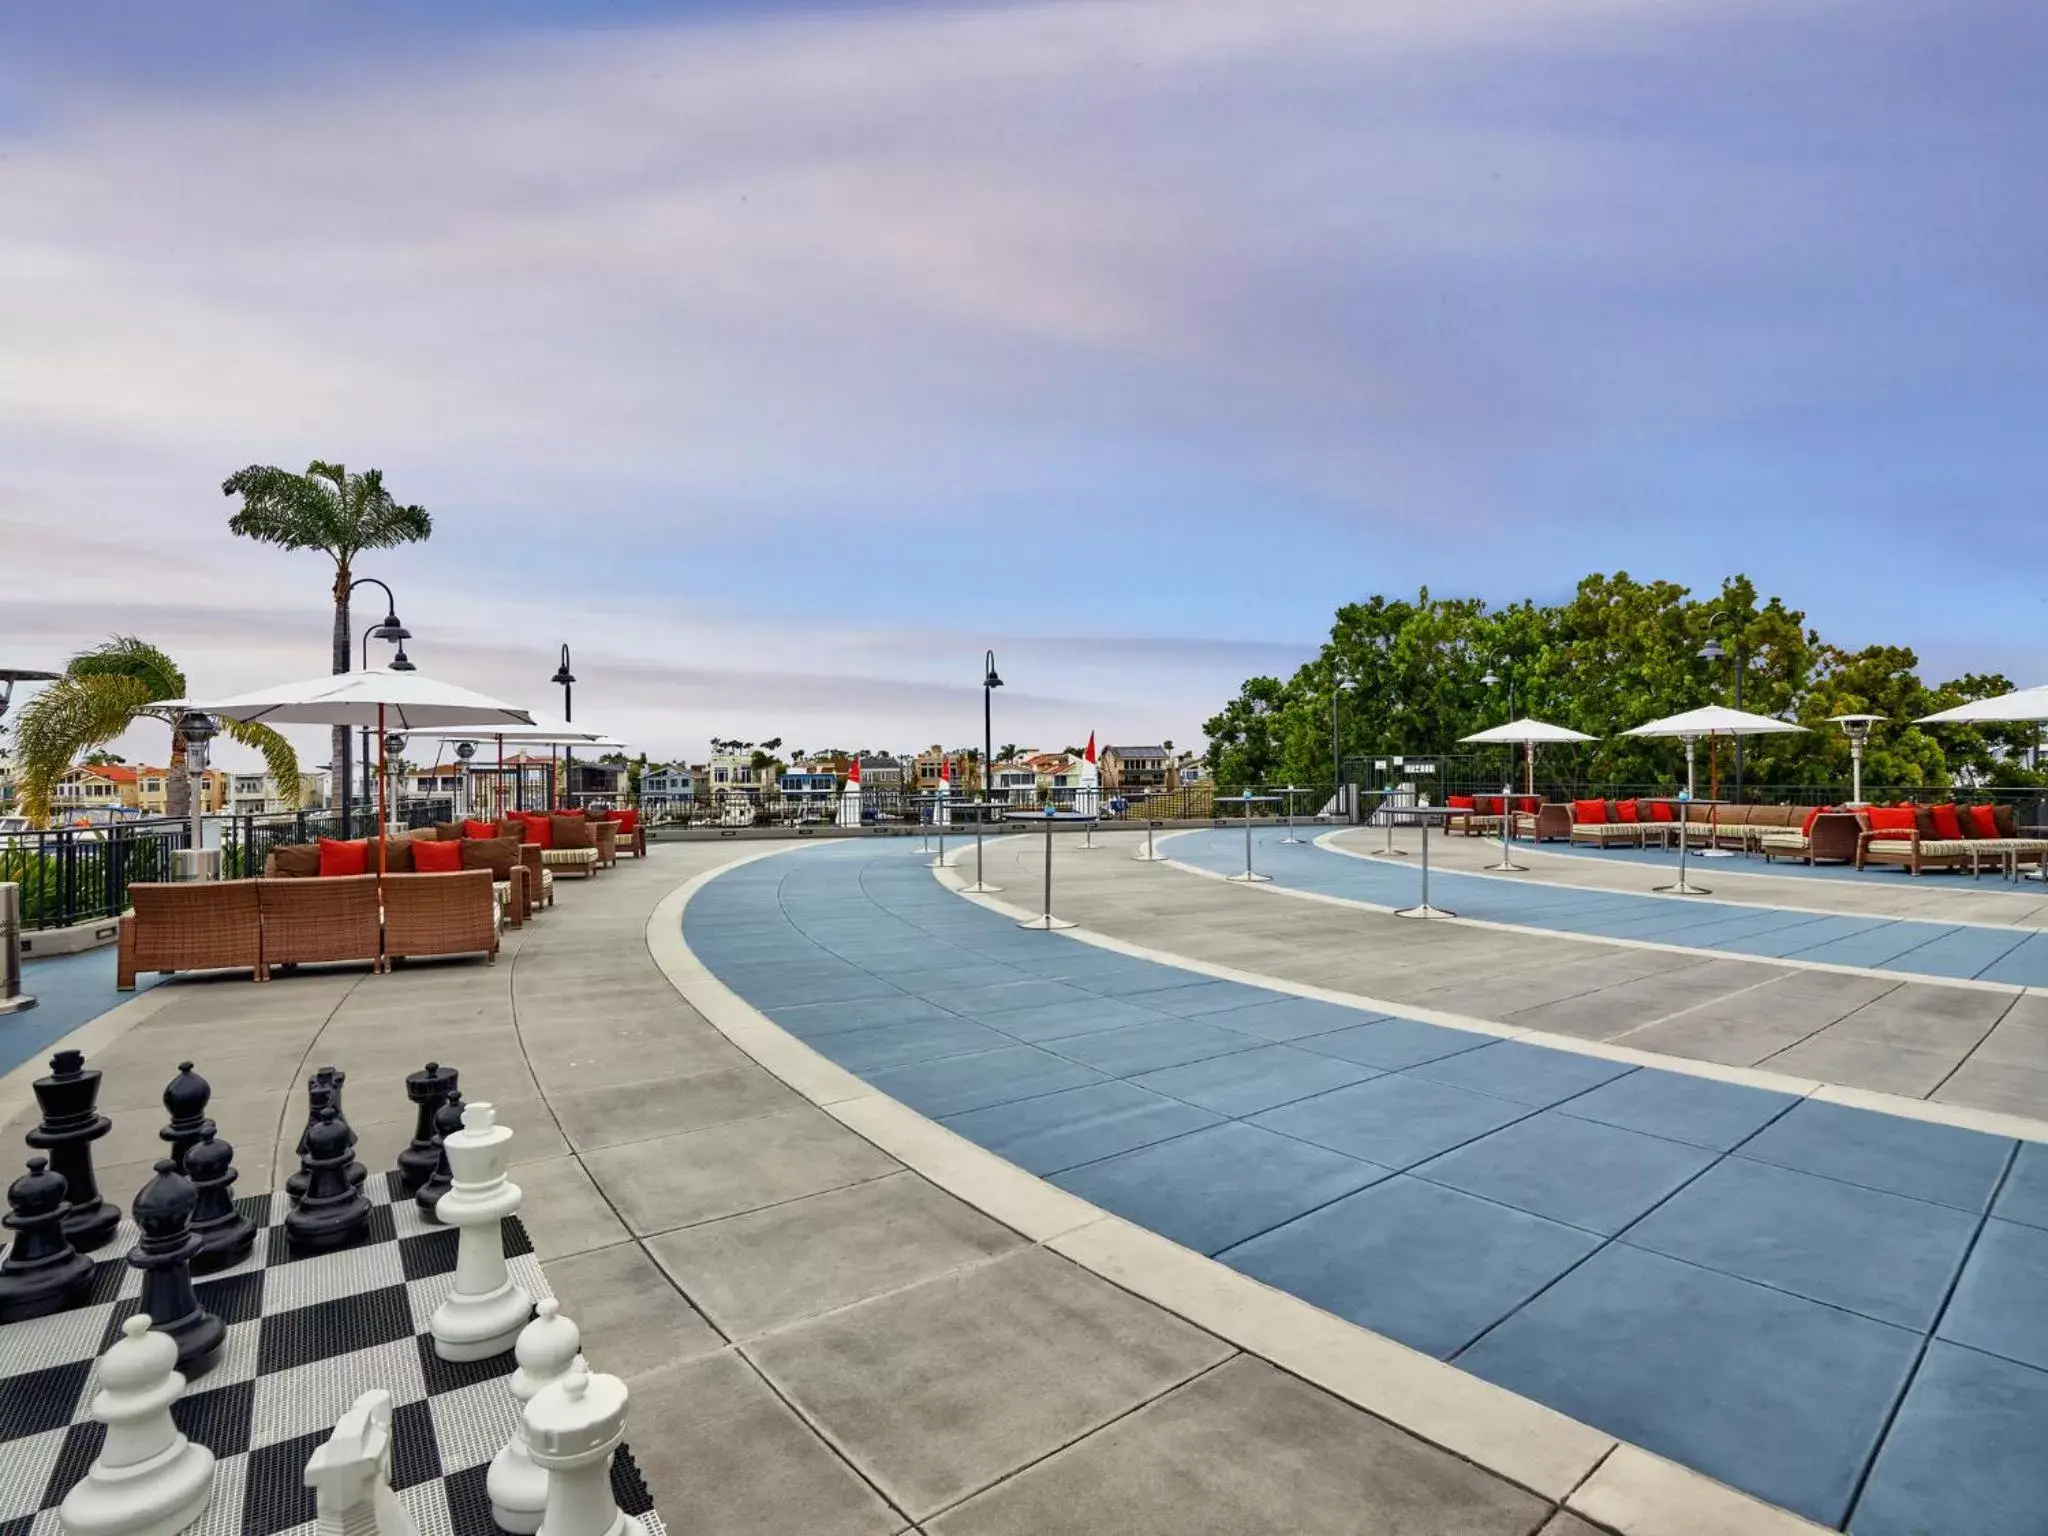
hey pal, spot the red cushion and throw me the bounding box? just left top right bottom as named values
left=1516, top=796, right=1540, bottom=814
left=1473, top=796, right=1498, bottom=816
left=411, top=838, right=464, bottom=872
left=318, top=838, right=369, bottom=877
left=1447, top=796, right=1475, bottom=810
left=613, top=808, right=638, bottom=833
left=1571, top=799, right=1607, bottom=825
left=1649, top=801, right=1675, bottom=822
left=519, top=814, right=554, bottom=850
left=1967, top=804, right=2000, bottom=839
left=463, top=818, right=499, bottom=839
left=1867, top=806, right=1917, bottom=833
left=1800, top=806, right=1830, bottom=837
left=1615, top=800, right=1639, bottom=823
left=1930, top=803, right=1964, bottom=840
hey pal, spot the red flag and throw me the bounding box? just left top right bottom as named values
left=940, top=755, right=951, bottom=784
left=1084, top=732, right=1097, bottom=765
left=849, top=756, right=861, bottom=785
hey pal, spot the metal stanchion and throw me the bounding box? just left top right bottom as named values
left=1133, top=816, right=1167, bottom=862
left=1278, top=786, right=1305, bottom=844
left=0, top=883, right=36, bottom=1015
left=1017, top=810, right=1076, bottom=929
left=965, top=801, right=1002, bottom=892
left=932, top=819, right=946, bottom=870
left=1484, top=782, right=1526, bottom=872
left=1227, top=792, right=1277, bottom=882
left=1394, top=808, right=1456, bottom=918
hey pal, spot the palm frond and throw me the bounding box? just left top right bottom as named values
left=9, top=675, right=154, bottom=826
left=64, top=635, right=187, bottom=700
left=218, top=719, right=302, bottom=803
left=224, top=460, right=430, bottom=564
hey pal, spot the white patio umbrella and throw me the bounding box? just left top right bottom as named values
left=409, top=722, right=624, bottom=818
left=1624, top=705, right=1807, bottom=799
left=1916, top=685, right=2048, bottom=724
left=1460, top=717, right=1597, bottom=796
left=191, top=668, right=533, bottom=879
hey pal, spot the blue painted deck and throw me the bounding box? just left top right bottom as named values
left=1164, top=827, right=2048, bottom=987
left=0, top=947, right=143, bottom=1078
left=686, top=840, right=2048, bottom=1533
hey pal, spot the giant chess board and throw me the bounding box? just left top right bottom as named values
left=0, top=1171, right=663, bottom=1536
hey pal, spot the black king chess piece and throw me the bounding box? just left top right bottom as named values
left=397, top=1062, right=459, bottom=1196
left=0, top=1157, right=94, bottom=1322
left=415, top=1090, right=466, bottom=1220
left=28, top=1049, right=119, bottom=1252
left=285, top=1106, right=371, bottom=1254
left=186, top=1128, right=256, bottom=1272
left=159, top=1062, right=215, bottom=1172
left=129, top=1159, right=225, bottom=1378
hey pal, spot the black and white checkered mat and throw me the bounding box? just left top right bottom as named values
left=0, top=1172, right=662, bottom=1536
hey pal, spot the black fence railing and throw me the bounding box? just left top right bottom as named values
left=640, top=784, right=1347, bottom=829
left=1408, top=776, right=2048, bottom=827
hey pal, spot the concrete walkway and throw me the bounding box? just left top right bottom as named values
left=1, top=846, right=1587, bottom=1536
left=977, top=827, right=2048, bottom=1119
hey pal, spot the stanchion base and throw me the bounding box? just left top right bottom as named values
left=1369, top=848, right=1410, bottom=858
left=1653, top=881, right=1713, bottom=896
left=0, top=994, right=38, bottom=1015
left=1017, top=914, right=1077, bottom=930
left=962, top=882, right=1005, bottom=894
left=1483, top=861, right=1528, bottom=873
left=1131, top=852, right=1169, bottom=862
left=1277, top=835, right=1306, bottom=845
left=1226, top=872, right=1274, bottom=884
left=1393, top=904, right=1456, bottom=920
left=1694, top=848, right=1736, bottom=860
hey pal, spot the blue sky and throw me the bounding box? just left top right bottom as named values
left=1, top=0, right=2042, bottom=768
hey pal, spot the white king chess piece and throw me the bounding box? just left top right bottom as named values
left=59, top=1314, right=215, bottom=1536
left=488, top=1300, right=583, bottom=1533
left=304, top=1390, right=419, bottom=1536
left=526, top=1362, right=646, bottom=1536
left=428, top=1102, right=532, bottom=1361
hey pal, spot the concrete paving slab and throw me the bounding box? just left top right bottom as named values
left=548, top=1064, right=803, bottom=1150
left=1737, top=1098, right=2013, bottom=1211
left=1413, top=1112, right=1715, bottom=1236
left=647, top=1171, right=1024, bottom=1338
left=937, top=1080, right=1220, bottom=1177
left=1553, top=1067, right=1798, bottom=1151
left=541, top=1240, right=723, bottom=1377
left=746, top=1247, right=1232, bottom=1519
left=1937, top=1218, right=2048, bottom=1373
left=925, top=1355, right=1551, bottom=1536
left=1250, top=1075, right=1533, bottom=1169
left=1403, top=1039, right=1636, bottom=1109
left=506, top=1153, right=630, bottom=1258
left=1129, top=1043, right=1380, bottom=1117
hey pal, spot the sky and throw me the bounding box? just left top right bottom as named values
left=2, top=0, right=2043, bottom=774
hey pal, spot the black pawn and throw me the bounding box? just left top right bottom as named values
left=129, top=1160, right=225, bottom=1378
left=285, top=1107, right=370, bottom=1254
left=415, top=1091, right=465, bottom=1221
left=288, top=1070, right=362, bottom=1201
left=397, top=1062, right=458, bottom=1196
left=159, top=1062, right=215, bottom=1172
left=0, top=1157, right=94, bottom=1323
left=28, top=1049, right=119, bottom=1253
left=185, top=1129, right=255, bottom=1273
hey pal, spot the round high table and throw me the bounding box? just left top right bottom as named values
left=1392, top=804, right=1465, bottom=919
left=1227, top=794, right=1282, bottom=882
left=1017, top=809, right=1092, bottom=929
left=1277, top=786, right=1308, bottom=844
left=1645, top=797, right=1725, bottom=895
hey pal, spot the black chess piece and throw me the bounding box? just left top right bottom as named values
left=286, top=1069, right=338, bottom=1203
left=285, top=1106, right=371, bottom=1254
left=185, top=1129, right=255, bottom=1273
left=330, top=1067, right=368, bottom=1190
left=159, top=1062, right=215, bottom=1172
left=397, top=1062, right=458, bottom=1196
left=415, top=1090, right=465, bottom=1221
left=0, top=1157, right=94, bottom=1322
left=128, top=1160, right=225, bottom=1378
left=28, top=1049, right=120, bottom=1252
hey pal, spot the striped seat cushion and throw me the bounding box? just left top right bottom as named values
left=540, top=847, right=599, bottom=867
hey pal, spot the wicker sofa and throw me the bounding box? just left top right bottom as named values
left=116, top=866, right=500, bottom=988
left=1760, top=811, right=1864, bottom=866
left=1855, top=803, right=2048, bottom=877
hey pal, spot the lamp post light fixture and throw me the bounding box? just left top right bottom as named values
left=551, top=646, right=575, bottom=809
left=455, top=740, right=477, bottom=819
left=179, top=711, right=218, bottom=881
left=341, top=577, right=411, bottom=832
left=1827, top=714, right=1884, bottom=806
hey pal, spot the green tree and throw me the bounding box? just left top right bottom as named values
left=10, top=637, right=298, bottom=827
left=222, top=461, right=432, bottom=793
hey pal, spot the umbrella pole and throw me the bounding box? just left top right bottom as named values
left=497, top=734, right=505, bottom=820
left=377, top=704, right=389, bottom=972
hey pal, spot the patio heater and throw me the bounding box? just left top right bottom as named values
left=384, top=733, right=407, bottom=833
left=552, top=646, right=575, bottom=809
left=178, top=712, right=219, bottom=881
left=1827, top=715, right=1884, bottom=806
left=456, top=740, right=477, bottom=819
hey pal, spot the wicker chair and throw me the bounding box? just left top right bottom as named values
left=383, top=869, right=500, bottom=967
left=458, top=835, right=530, bottom=926
left=521, top=845, right=554, bottom=910
left=592, top=820, right=618, bottom=869
left=257, top=875, right=383, bottom=974
left=540, top=815, right=600, bottom=879
left=117, top=882, right=264, bottom=990
left=606, top=810, right=646, bottom=858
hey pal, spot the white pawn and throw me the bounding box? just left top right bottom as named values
left=60, top=1315, right=215, bottom=1536
left=488, top=1299, right=582, bottom=1533
left=429, top=1102, right=531, bottom=1362
left=304, top=1390, right=418, bottom=1536
left=525, top=1362, right=646, bottom=1536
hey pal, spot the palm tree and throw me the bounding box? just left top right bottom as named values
left=9, top=637, right=298, bottom=827
left=222, top=461, right=432, bottom=792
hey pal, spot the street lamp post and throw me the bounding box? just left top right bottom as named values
left=971, top=651, right=1003, bottom=893
left=1698, top=631, right=1745, bottom=802
left=552, top=646, right=575, bottom=810
left=343, top=578, right=410, bottom=833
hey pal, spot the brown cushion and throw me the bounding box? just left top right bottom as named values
left=268, top=842, right=320, bottom=878
left=1994, top=804, right=2018, bottom=838
left=1913, top=807, right=1939, bottom=839
left=361, top=836, right=414, bottom=874
left=431, top=822, right=466, bottom=841
left=551, top=815, right=592, bottom=849
left=461, top=836, right=521, bottom=879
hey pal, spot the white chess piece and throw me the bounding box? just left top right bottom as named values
left=429, top=1102, right=532, bottom=1362
left=488, top=1300, right=582, bottom=1533
left=304, top=1390, right=419, bottom=1536
left=59, top=1314, right=215, bottom=1536
left=525, top=1362, right=646, bottom=1536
